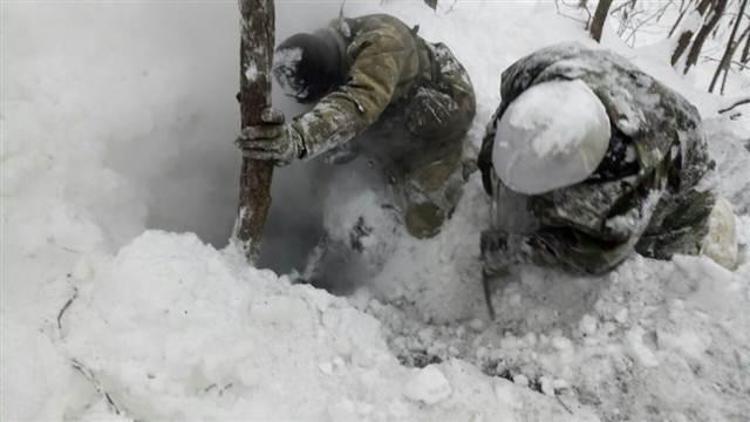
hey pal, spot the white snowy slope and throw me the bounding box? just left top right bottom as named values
left=2, top=1, right=749, bottom=421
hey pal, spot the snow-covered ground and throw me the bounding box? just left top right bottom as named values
left=2, top=1, right=749, bottom=421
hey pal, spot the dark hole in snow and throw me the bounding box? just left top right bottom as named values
left=397, top=350, right=443, bottom=368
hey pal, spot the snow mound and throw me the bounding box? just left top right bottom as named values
left=403, top=365, right=452, bottom=404
left=492, top=79, right=611, bottom=195
left=55, top=231, right=594, bottom=421
left=4, top=0, right=750, bottom=420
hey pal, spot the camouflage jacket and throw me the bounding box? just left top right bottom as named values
left=289, top=14, right=435, bottom=160
left=479, top=43, right=715, bottom=275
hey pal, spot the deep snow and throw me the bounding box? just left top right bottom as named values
left=2, top=0, right=750, bottom=421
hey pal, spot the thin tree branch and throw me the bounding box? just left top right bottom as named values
left=710, top=0, right=749, bottom=91
left=718, top=97, right=750, bottom=113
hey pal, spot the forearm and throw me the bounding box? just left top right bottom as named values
left=482, top=186, right=664, bottom=275
left=292, top=36, right=402, bottom=161
left=291, top=96, right=370, bottom=160
left=481, top=228, right=633, bottom=275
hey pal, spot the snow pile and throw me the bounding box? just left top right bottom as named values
left=373, top=250, right=750, bottom=421
left=55, top=231, right=593, bottom=421
left=3, top=0, right=750, bottom=421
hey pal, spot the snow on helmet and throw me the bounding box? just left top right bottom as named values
left=492, top=79, right=611, bottom=195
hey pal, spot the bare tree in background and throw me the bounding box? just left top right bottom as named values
left=670, top=0, right=696, bottom=36
left=671, top=0, right=711, bottom=65
left=612, top=0, right=677, bottom=47
left=709, top=0, right=749, bottom=93
left=590, top=0, right=615, bottom=41
left=554, top=0, right=594, bottom=27
left=671, top=0, right=729, bottom=73
left=684, top=0, right=729, bottom=73
left=561, top=0, right=749, bottom=94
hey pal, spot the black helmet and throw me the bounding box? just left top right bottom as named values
left=273, top=30, right=343, bottom=103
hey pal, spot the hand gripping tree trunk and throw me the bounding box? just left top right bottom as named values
left=234, top=0, right=275, bottom=263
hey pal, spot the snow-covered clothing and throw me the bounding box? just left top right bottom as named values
left=288, top=14, right=475, bottom=160
left=479, top=43, right=716, bottom=275
left=292, top=14, right=476, bottom=238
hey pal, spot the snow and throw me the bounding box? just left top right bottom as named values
left=3, top=0, right=750, bottom=421
left=403, top=365, right=452, bottom=404
left=244, top=62, right=259, bottom=83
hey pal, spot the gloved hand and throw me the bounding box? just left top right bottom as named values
left=235, top=108, right=304, bottom=165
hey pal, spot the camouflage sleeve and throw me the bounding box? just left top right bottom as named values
left=483, top=172, right=667, bottom=275
left=482, top=226, right=639, bottom=276
left=290, top=29, right=409, bottom=160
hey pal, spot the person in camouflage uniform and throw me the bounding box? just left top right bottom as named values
left=478, top=43, right=736, bottom=279
left=238, top=13, right=476, bottom=240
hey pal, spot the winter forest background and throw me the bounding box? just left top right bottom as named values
left=2, top=0, right=750, bottom=420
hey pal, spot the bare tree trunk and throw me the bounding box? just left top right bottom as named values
left=590, top=0, right=614, bottom=42
left=709, top=0, right=748, bottom=92
left=670, top=0, right=695, bottom=37
left=234, top=0, right=276, bottom=263
left=671, top=0, right=715, bottom=66
left=742, top=20, right=750, bottom=62
left=684, top=0, right=729, bottom=73
left=672, top=31, right=696, bottom=64
left=713, top=26, right=750, bottom=93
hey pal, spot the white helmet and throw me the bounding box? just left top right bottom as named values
left=492, top=79, right=611, bottom=195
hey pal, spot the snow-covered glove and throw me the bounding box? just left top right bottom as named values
left=235, top=108, right=304, bottom=166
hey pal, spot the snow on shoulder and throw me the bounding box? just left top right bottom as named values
left=492, top=79, right=611, bottom=195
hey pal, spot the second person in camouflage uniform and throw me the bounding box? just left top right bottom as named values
left=478, top=43, right=737, bottom=278
left=238, top=13, right=476, bottom=240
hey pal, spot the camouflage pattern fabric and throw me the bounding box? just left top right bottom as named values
left=478, top=43, right=715, bottom=275
left=291, top=14, right=476, bottom=238
left=290, top=14, right=436, bottom=160
left=379, top=42, right=476, bottom=238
